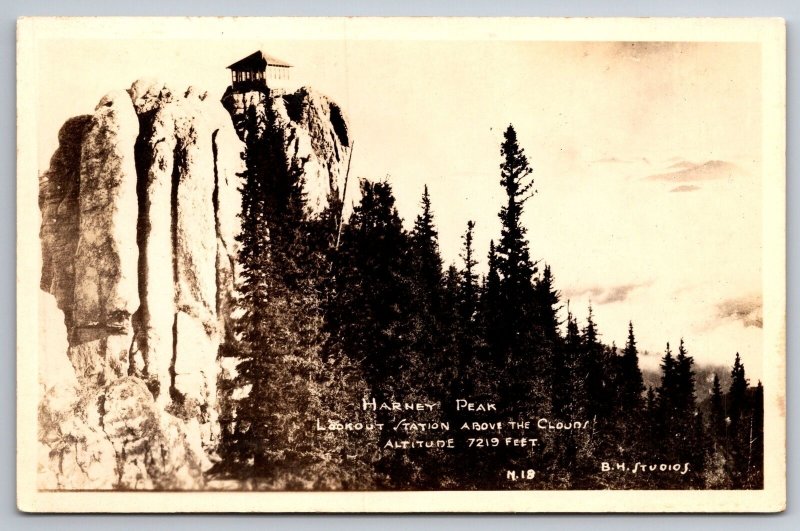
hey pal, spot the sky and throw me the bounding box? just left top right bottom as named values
left=35, top=37, right=765, bottom=381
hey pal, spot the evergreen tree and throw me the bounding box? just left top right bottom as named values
left=675, top=339, right=697, bottom=414
left=490, top=125, right=553, bottom=433
left=458, top=220, right=479, bottom=327
left=746, top=381, right=764, bottom=488
left=582, top=306, right=614, bottom=421
left=726, top=352, right=751, bottom=488
left=224, top=105, right=376, bottom=488
left=552, top=311, right=579, bottom=418
left=673, top=339, right=704, bottom=485
left=408, top=185, right=446, bottom=392
left=410, top=185, right=444, bottom=308
left=619, top=322, right=645, bottom=412
left=656, top=342, right=678, bottom=443
left=326, top=179, right=416, bottom=391
left=646, top=386, right=657, bottom=413
left=533, top=266, right=561, bottom=408
left=496, top=125, right=537, bottom=290
left=481, top=240, right=503, bottom=364
left=454, top=221, right=483, bottom=394
left=729, top=352, right=748, bottom=432
left=494, top=125, right=538, bottom=364
left=533, top=265, right=560, bottom=343
left=441, top=263, right=462, bottom=387
left=709, top=373, right=726, bottom=442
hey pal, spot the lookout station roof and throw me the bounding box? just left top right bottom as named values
left=227, top=50, right=293, bottom=70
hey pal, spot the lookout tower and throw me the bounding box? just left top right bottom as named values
left=227, top=50, right=293, bottom=92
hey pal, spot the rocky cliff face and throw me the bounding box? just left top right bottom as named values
left=38, top=81, right=351, bottom=489
left=222, top=86, right=352, bottom=215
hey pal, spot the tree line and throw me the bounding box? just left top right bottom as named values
left=215, top=112, right=764, bottom=490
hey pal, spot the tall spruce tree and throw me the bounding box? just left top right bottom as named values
left=326, top=179, right=440, bottom=487
left=225, top=104, right=376, bottom=488
left=673, top=339, right=704, bottom=485
left=408, top=185, right=446, bottom=387
left=455, top=221, right=483, bottom=394
left=675, top=339, right=697, bottom=414
left=656, top=342, right=678, bottom=443
left=619, top=322, right=646, bottom=412
left=709, top=373, right=726, bottom=442
left=582, top=306, right=614, bottom=421
left=726, top=352, right=751, bottom=487
left=493, top=125, right=551, bottom=425
left=533, top=265, right=560, bottom=343
left=746, top=381, right=764, bottom=488
left=441, top=263, right=462, bottom=387
left=459, top=221, right=479, bottom=327
left=729, top=352, right=748, bottom=432
left=495, top=125, right=538, bottom=359
left=481, top=240, right=503, bottom=364
left=533, top=266, right=561, bottom=400
left=552, top=311, right=579, bottom=418
left=410, top=185, right=444, bottom=307
left=326, top=179, right=415, bottom=391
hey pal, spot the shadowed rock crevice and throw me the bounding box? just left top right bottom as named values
left=39, top=114, right=93, bottom=331
left=328, top=101, right=349, bottom=148
left=169, top=139, right=184, bottom=408
left=131, top=108, right=157, bottom=385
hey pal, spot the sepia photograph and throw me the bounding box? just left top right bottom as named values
left=16, top=17, right=786, bottom=512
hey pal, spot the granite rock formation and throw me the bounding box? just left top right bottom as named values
left=38, top=80, right=351, bottom=489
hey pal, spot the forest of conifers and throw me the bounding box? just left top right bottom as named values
left=215, top=104, right=764, bottom=491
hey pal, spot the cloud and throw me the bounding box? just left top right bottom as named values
left=592, top=156, right=651, bottom=165
left=600, top=284, right=642, bottom=304
left=670, top=184, right=701, bottom=193
left=645, top=160, right=740, bottom=183
left=716, top=295, right=763, bottom=328
left=667, top=160, right=699, bottom=170
left=563, top=282, right=649, bottom=305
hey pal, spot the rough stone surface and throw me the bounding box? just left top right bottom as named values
left=102, top=377, right=205, bottom=489
left=73, top=90, right=141, bottom=332
left=39, top=115, right=93, bottom=328
left=223, top=86, right=353, bottom=216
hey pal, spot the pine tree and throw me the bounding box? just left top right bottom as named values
left=646, top=386, right=657, bottom=413
left=582, top=305, right=614, bottom=421
left=746, top=381, right=764, bottom=488
left=496, top=125, right=537, bottom=292
left=619, top=322, right=645, bottom=412
left=410, top=185, right=444, bottom=307
left=453, top=221, right=484, bottom=394
left=726, top=352, right=751, bottom=488
left=458, top=220, right=479, bottom=326
left=709, top=373, right=726, bottom=442
left=729, top=352, right=748, bottom=431
left=673, top=339, right=704, bottom=485
left=326, top=179, right=415, bottom=391
left=656, top=342, right=678, bottom=443
left=675, top=339, right=697, bottom=414
left=441, top=263, right=462, bottom=386
left=481, top=240, right=503, bottom=364
left=610, top=321, right=646, bottom=473
left=224, top=105, right=377, bottom=488
left=533, top=265, right=560, bottom=343
left=325, top=179, right=433, bottom=488
left=495, top=125, right=538, bottom=362
left=552, top=311, right=579, bottom=418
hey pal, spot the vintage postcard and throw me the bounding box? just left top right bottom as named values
left=16, top=17, right=786, bottom=512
